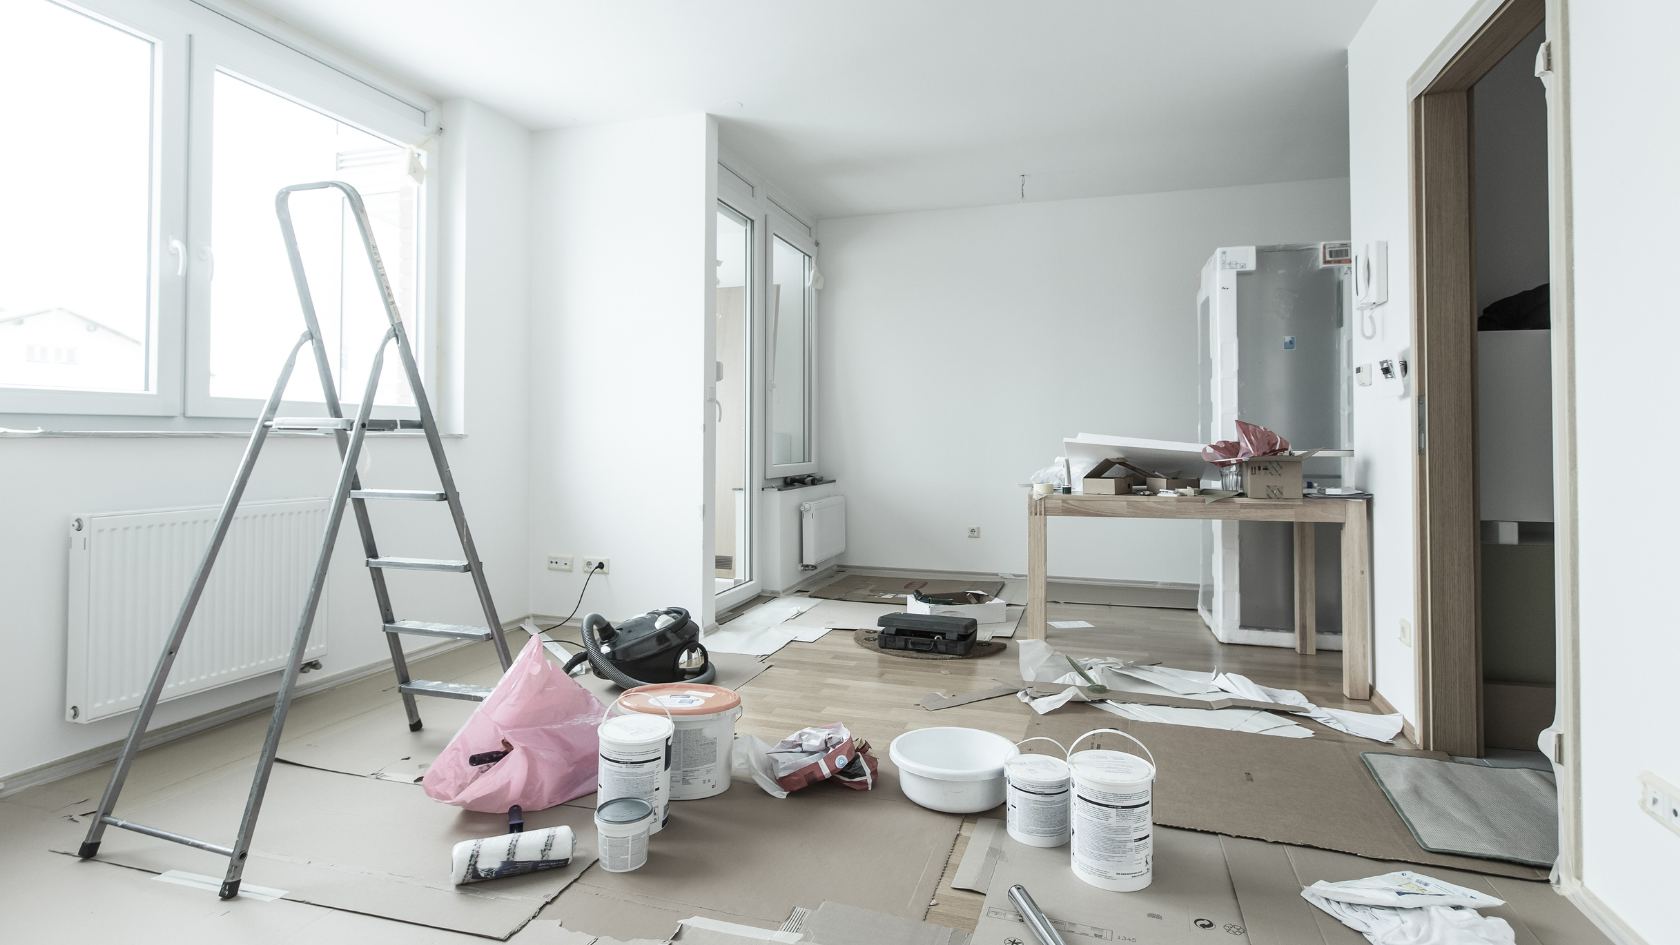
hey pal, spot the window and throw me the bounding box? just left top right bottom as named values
left=0, top=0, right=436, bottom=424
left=768, top=234, right=815, bottom=470
left=0, top=0, right=155, bottom=395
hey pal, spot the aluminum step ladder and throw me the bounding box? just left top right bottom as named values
left=77, top=181, right=513, bottom=899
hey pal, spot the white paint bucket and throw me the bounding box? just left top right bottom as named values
left=597, top=712, right=673, bottom=835
left=619, top=683, right=742, bottom=800
left=595, top=796, right=654, bottom=873
left=1005, top=737, right=1071, bottom=848
left=1067, top=728, right=1156, bottom=892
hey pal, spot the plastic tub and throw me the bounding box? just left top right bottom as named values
left=888, top=727, right=1020, bottom=813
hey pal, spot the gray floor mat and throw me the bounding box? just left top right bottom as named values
left=1363, top=752, right=1559, bottom=867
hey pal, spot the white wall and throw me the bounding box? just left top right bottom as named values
left=1346, top=0, right=1485, bottom=723
left=0, top=98, right=533, bottom=782
left=1570, top=1, right=1680, bottom=938
left=815, top=178, right=1349, bottom=585
left=526, top=114, right=719, bottom=628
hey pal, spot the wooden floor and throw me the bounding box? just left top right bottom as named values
left=722, top=594, right=1389, bottom=931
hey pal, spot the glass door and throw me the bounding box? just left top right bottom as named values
left=715, top=204, right=753, bottom=598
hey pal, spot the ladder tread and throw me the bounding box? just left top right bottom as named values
left=268, top=417, right=353, bottom=430
left=352, top=489, right=447, bottom=501
left=400, top=679, right=493, bottom=701
left=385, top=620, right=493, bottom=642
left=367, top=556, right=471, bottom=572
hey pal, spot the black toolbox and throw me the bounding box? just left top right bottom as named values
left=876, top=612, right=979, bottom=656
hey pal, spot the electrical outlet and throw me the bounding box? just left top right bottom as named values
left=967, top=527, right=981, bottom=539
left=1399, top=618, right=1413, bottom=646
left=1639, top=771, right=1680, bottom=838
left=583, top=557, right=610, bottom=575
left=547, top=555, right=573, bottom=572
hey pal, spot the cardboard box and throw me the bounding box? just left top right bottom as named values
left=906, top=594, right=1007, bottom=623
left=1145, top=476, right=1198, bottom=493
left=1080, top=458, right=1139, bottom=495
left=1242, top=457, right=1303, bottom=499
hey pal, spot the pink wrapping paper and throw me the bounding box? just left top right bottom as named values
left=1202, top=420, right=1291, bottom=466
left=423, top=635, right=607, bottom=812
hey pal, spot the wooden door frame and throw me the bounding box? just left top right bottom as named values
left=1409, top=0, right=1545, bottom=758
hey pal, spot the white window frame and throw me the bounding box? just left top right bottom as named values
left=0, top=0, right=438, bottom=428
left=764, top=208, right=820, bottom=480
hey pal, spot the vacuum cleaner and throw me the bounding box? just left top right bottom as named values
left=562, top=606, right=715, bottom=689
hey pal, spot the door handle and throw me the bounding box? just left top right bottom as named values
left=169, top=238, right=185, bottom=277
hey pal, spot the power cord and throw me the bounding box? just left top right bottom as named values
left=543, top=562, right=605, bottom=674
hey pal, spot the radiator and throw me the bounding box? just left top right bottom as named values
left=66, top=498, right=331, bottom=724
left=800, top=495, right=846, bottom=566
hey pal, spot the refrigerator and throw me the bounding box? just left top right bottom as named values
left=1197, top=245, right=1354, bottom=649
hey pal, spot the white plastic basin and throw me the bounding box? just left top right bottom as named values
left=889, top=727, right=1020, bottom=813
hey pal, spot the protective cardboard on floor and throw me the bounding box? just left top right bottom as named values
left=967, top=824, right=1248, bottom=945
left=55, top=763, right=599, bottom=939
left=779, top=599, right=899, bottom=630
left=1218, top=835, right=1609, bottom=945
left=808, top=574, right=1004, bottom=604
left=541, top=772, right=962, bottom=938
left=1025, top=708, right=1549, bottom=880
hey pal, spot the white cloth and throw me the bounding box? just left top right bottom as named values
left=1301, top=871, right=1515, bottom=945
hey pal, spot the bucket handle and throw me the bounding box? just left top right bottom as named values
left=1014, top=736, right=1069, bottom=759
left=1068, top=728, right=1155, bottom=772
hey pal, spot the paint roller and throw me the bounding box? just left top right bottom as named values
left=450, top=804, right=576, bottom=885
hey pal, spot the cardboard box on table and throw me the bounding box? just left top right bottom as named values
left=1080, top=458, right=1140, bottom=495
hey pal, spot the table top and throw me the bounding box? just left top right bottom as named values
left=1032, top=492, right=1366, bottom=523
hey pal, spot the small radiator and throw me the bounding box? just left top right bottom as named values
left=800, top=495, right=846, bottom=566
left=66, top=498, right=331, bottom=723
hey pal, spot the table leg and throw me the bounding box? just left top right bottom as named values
left=1027, top=497, right=1048, bottom=640
left=1293, top=522, right=1316, bottom=655
left=1341, top=501, right=1372, bottom=700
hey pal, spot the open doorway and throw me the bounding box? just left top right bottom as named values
left=1409, top=0, right=1549, bottom=757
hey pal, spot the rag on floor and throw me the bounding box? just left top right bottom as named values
left=1301, top=871, right=1515, bottom=945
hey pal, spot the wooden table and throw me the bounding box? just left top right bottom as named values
left=1026, top=493, right=1371, bottom=699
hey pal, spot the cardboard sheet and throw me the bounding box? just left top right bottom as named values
left=541, top=772, right=962, bottom=939
left=56, top=763, right=598, bottom=939
left=968, top=825, right=1248, bottom=945
left=779, top=599, right=900, bottom=630
left=808, top=574, right=1004, bottom=604
left=802, top=900, right=972, bottom=945
left=1025, top=709, right=1550, bottom=880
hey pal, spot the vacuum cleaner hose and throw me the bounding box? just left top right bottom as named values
left=573, top=613, right=716, bottom=689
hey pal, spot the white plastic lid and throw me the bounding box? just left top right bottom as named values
left=1069, top=749, right=1154, bottom=783
left=595, top=796, right=655, bottom=825
left=1005, top=753, right=1070, bottom=783
left=600, top=713, right=674, bottom=745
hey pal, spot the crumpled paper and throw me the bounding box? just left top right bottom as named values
left=1202, top=419, right=1291, bottom=467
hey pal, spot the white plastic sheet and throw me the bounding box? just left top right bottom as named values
left=1301, top=871, right=1515, bottom=945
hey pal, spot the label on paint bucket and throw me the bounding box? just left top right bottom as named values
left=1070, top=750, right=1154, bottom=891
left=1005, top=754, right=1071, bottom=847
left=598, top=714, right=673, bottom=832
left=649, top=693, right=708, bottom=708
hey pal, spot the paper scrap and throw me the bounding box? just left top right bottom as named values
left=1093, top=701, right=1314, bottom=738
left=918, top=684, right=1025, bottom=711
left=1215, top=671, right=1405, bottom=743
left=950, top=818, right=1005, bottom=893
left=676, top=916, right=804, bottom=942
left=1047, top=620, right=1093, bottom=629
left=155, top=870, right=287, bottom=901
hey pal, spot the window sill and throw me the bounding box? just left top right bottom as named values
left=0, top=428, right=463, bottom=439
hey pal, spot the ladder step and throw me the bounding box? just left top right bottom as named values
left=384, top=620, right=493, bottom=642
left=101, top=816, right=234, bottom=857
left=351, top=489, right=447, bottom=501
left=367, top=557, right=471, bottom=572
left=268, top=417, right=353, bottom=431
left=400, top=680, right=494, bottom=701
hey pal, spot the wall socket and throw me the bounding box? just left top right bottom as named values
left=1639, top=771, right=1680, bottom=839
left=1399, top=618, right=1413, bottom=647
left=547, top=555, right=573, bottom=572
left=967, top=527, right=981, bottom=539
left=583, top=557, right=610, bottom=575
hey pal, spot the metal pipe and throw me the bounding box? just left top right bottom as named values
left=102, top=817, right=234, bottom=857
left=1008, top=884, right=1069, bottom=945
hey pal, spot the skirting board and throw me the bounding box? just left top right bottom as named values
left=0, top=616, right=535, bottom=799
left=1568, top=884, right=1651, bottom=945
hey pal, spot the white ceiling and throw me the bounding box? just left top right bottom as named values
left=240, top=0, right=1375, bottom=219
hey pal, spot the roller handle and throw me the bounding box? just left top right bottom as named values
left=1008, top=884, right=1069, bottom=945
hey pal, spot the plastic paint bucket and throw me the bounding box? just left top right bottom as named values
left=595, top=796, right=655, bottom=873
left=619, top=683, right=743, bottom=800
left=597, top=712, right=674, bottom=834
left=1067, top=728, right=1156, bottom=892
left=1005, top=737, right=1071, bottom=848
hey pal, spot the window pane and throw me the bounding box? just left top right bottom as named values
left=0, top=0, right=152, bottom=392
left=210, top=71, right=419, bottom=406
left=770, top=237, right=810, bottom=465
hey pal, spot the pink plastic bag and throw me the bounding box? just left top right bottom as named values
left=1202, top=419, right=1291, bottom=466
left=423, top=635, right=607, bottom=812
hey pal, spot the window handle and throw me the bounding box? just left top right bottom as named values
left=169, top=238, right=185, bottom=277
left=707, top=396, right=723, bottom=421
